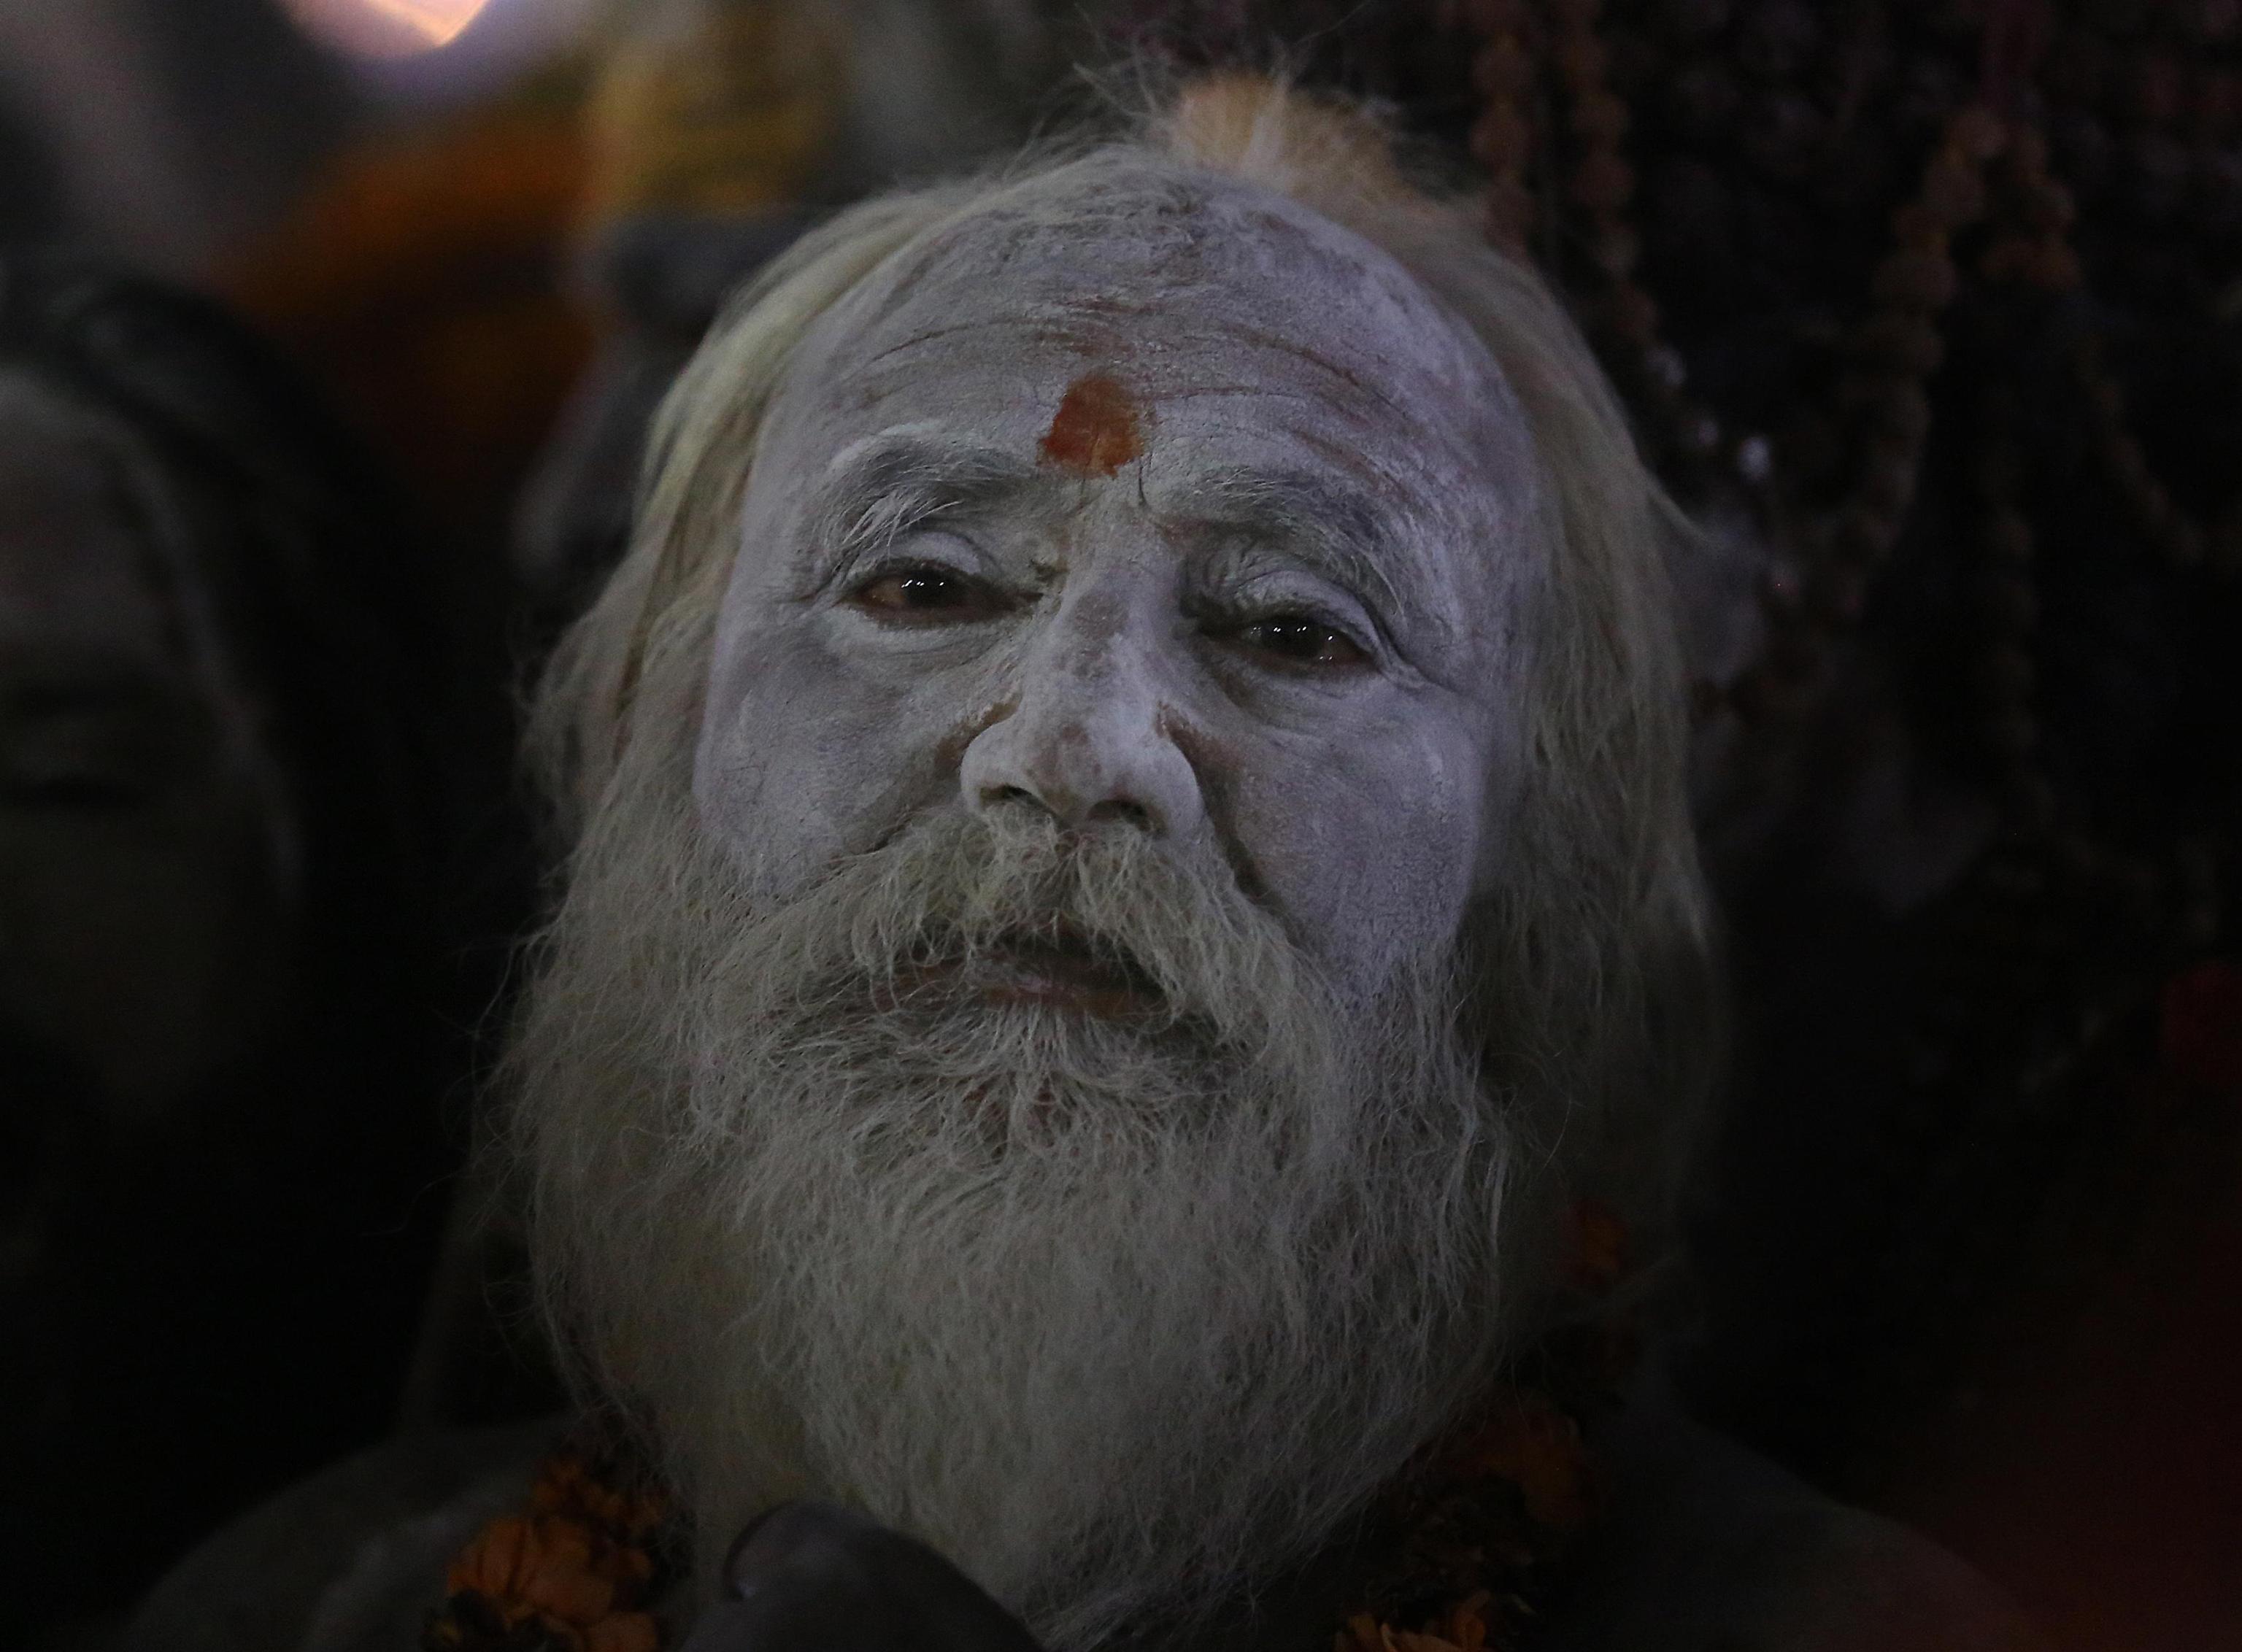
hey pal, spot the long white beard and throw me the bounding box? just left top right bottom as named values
left=509, top=789, right=1519, bottom=1648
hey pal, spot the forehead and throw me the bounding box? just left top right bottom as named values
left=763, top=165, right=1530, bottom=522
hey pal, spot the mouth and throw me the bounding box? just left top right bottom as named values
left=961, top=926, right=1168, bottom=1020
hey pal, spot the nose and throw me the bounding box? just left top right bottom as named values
left=959, top=602, right=1205, bottom=838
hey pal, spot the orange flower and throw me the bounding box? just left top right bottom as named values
left=516, top=1518, right=619, bottom=1626
left=433, top=1451, right=672, bottom=1651
left=443, top=1513, right=636, bottom=1630
left=1463, top=1398, right=1594, bottom=1532
left=534, top=1457, right=668, bottom=1545
left=447, top=1516, right=538, bottom=1616
left=1333, top=1613, right=1478, bottom=1652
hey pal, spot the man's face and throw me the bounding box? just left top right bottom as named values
left=694, top=171, right=1538, bottom=1002
left=523, top=172, right=1556, bottom=1643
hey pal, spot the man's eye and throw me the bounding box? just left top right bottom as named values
left=1232, top=617, right=1370, bottom=668
left=850, top=567, right=999, bottom=620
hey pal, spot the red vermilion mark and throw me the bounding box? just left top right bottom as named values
left=1038, top=372, right=1145, bottom=476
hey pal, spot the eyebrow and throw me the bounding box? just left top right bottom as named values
left=1161, top=466, right=1423, bottom=633
left=794, top=431, right=1044, bottom=586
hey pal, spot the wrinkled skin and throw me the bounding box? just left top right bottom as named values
left=696, top=171, right=1539, bottom=1008
left=685, top=174, right=1538, bottom=1645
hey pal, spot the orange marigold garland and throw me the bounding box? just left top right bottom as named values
left=436, top=1205, right=1633, bottom=1652
left=425, top=1449, right=669, bottom=1652
left=1333, top=1202, right=1632, bottom=1652
left=1337, top=1593, right=1494, bottom=1652
left=1335, top=1400, right=1596, bottom=1652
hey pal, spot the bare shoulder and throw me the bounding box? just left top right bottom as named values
left=120, top=1421, right=558, bottom=1652
left=1539, top=1397, right=2046, bottom=1652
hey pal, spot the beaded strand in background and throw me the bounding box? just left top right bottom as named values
left=1432, top=0, right=2241, bottom=1496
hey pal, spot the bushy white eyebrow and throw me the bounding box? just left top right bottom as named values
left=796, top=432, right=1043, bottom=588
left=793, top=435, right=1433, bottom=649
left=1163, top=466, right=1419, bottom=636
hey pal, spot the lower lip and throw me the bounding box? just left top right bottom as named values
left=904, top=949, right=1163, bottom=1020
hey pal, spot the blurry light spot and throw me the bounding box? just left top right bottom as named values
left=282, top=0, right=496, bottom=58
left=365, top=0, right=490, bottom=45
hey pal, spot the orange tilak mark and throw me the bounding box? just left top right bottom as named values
left=1038, top=372, right=1145, bottom=476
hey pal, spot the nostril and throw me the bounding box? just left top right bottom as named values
left=1085, top=799, right=1157, bottom=833
left=979, top=784, right=1042, bottom=813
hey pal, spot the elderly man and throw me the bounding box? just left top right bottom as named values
left=128, top=80, right=2035, bottom=1652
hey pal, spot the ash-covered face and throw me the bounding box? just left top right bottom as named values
left=523, top=171, right=1560, bottom=1640
left=694, top=172, right=1540, bottom=1003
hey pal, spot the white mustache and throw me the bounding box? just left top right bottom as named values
left=707, top=807, right=1353, bottom=1076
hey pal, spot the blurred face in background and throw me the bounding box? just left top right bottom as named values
left=0, top=373, right=296, bottom=1132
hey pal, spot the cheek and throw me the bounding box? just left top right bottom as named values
left=1220, top=705, right=1491, bottom=990
left=692, top=620, right=981, bottom=898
